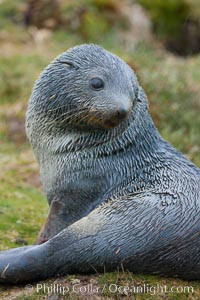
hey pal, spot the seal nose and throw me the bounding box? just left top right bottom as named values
left=117, top=106, right=128, bottom=120
left=104, top=103, right=131, bottom=128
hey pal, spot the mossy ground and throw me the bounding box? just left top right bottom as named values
left=0, top=1, right=200, bottom=299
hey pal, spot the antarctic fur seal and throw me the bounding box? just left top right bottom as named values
left=0, top=44, right=200, bottom=283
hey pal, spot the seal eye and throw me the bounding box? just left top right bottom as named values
left=90, top=78, right=104, bottom=90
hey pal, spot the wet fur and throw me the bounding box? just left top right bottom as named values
left=0, top=44, right=200, bottom=283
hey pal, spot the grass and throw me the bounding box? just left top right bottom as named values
left=1, top=273, right=200, bottom=299
left=0, top=0, right=200, bottom=299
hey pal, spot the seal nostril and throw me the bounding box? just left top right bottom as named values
left=117, top=107, right=128, bottom=120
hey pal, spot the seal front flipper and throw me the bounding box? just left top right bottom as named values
left=35, top=178, right=107, bottom=245
left=35, top=199, right=68, bottom=244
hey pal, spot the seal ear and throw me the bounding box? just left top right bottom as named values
left=57, top=60, right=76, bottom=69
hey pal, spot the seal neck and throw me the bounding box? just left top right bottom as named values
left=27, top=88, right=163, bottom=168
left=47, top=100, right=162, bottom=167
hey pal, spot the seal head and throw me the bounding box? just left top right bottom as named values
left=28, top=44, right=138, bottom=133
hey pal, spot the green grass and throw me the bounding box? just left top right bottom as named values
left=0, top=55, right=48, bottom=104
left=0, top=182, right=47, bottom=249
left=0, top=136, right=47, bottom=249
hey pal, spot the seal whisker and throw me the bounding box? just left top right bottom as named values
left=45, top=108, right=89, bottom=125
left=48, top=105, right=85, bottom=113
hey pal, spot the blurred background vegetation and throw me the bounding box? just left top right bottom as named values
left=0, top=0, right=200, bottom=299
